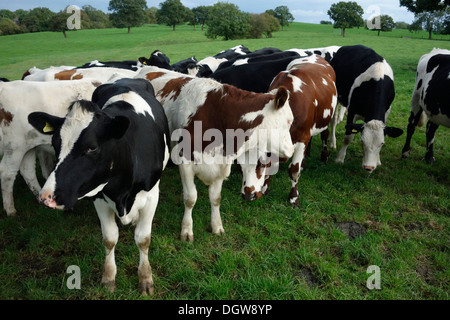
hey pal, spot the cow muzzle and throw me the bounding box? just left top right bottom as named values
left=363, top=165, right=376, bottom=173
left=39, top=191, right=62, bottom=210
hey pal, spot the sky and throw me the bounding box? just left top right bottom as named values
left=1, top=0, right=416, bottom=24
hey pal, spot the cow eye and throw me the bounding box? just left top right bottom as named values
left=85, top=147, right=98, bottom=155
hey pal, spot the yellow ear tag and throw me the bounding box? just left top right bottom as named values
left=43, top=122, right=53, bottom=133
left=352, top=129, right=359, bottom=133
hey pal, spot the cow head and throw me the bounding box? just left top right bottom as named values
left=139, top=50, right=171, bottom=69
left=346, top=120, right=403, bottom=173
left=239, top=87, right=294, bottom=201
left=239, top=152, right=275, bottom=201
left=28, top=100, right=130, bottom=210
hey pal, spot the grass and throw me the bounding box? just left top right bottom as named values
left=0, top=23, right=449, bottom=300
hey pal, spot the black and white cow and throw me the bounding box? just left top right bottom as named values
left=139, top=50, right=172, bottom=69
left=195, top=45, right=251, bottom=77
left=78, top=59, right=144, bottom=71
left=28, top=78, right=170, bottom=295
left=330, top=45, right=403, bottom=172
left=208, top=51, right=302, bottom=93
left=402, top=48, right=450, bottom=162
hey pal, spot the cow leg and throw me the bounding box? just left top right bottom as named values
left=335, top=133, right=355, bottom=164
left=94, top=199, right=119, bottom=292
left=134, top=182, right=159, bottom=295
left=0, top=148, right=27, bottom=216
left=179, top=165, right=197, bottom=242
left=402, top=109, right=423, bottom=158
left=209, top=179, right=225, bottom=236
left=425, top=120, right=439, bottom=163
left=288, top=142, right=306, bottom=207
left=19, top=149, right=41, bottom=199
left=329, top=104, right=340, bottom=149
left=36, top=146, right=54, bottom=179
left=320, top=129, right=330, bottom=163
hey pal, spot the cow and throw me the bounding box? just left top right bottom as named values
left=171, top=56, right=198, bottom=74
left=213, top=47, right=283, bottom=71
left=240, top=55, right=337, bottom=206
left=288, top=46, right=340, bottom=63
left=28, top=78, right=170, bottom=295
left=137, top=66, right=295, bottom=242
left=21, top=66, right=76, bottom=81
left=22, top=67, right=136, bottom=83
left=402, top=48, right=450, bottom=162
left=330, top=45, right=403, bottom=173
left=138, top=50, right=171, bottom=69
left=208, top=51, right=302, bottom=93
left=51, top=67, right=137, bottom=82
left=0, top=77, right=10, bottom=82
left=195, top=45, right=251, bottom=77
left=0, top=80, right=100, bottom=216
left=78, top=59, right=144, bottom=71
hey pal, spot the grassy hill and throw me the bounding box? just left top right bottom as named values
left=0, top=23, right=449, bottom=300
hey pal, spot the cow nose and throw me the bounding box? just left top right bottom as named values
left=364, top=165, right=375, bottom=173
left=39, top=191, right=58, bottom=209
left=242, top=193, right=256, bottom=201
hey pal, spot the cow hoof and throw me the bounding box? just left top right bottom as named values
left=6, top=210, right=17, bottom=217
left=212, top=226, right=225, bottom=236
left=425, top=156, right=436, bottom=163
left=289, top=197, right=299, bottom=207
left=102, top=279, right=116, bottom=293
left=401, top=150, right=410, bottom=158
left=180, top=232, right=194, bottom=243
left=139, top=281, right=154, bottom=296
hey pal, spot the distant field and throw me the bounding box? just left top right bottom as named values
left=0, top=23, right=449, bottom=300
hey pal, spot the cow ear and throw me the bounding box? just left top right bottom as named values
left=108, top=115, right=130, bottom=140
left=345, top=123, right=364, bottom=135
left=28, top=112, right=64, bottom=135
left=384, top=126, right=403, bottom=138
left=274, top=87, right=289, bottom=109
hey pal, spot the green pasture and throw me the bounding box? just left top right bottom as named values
left=0, top=23, right=449, bottom=300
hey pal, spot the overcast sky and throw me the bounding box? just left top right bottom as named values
left=2, top=0, right=416, bottom=24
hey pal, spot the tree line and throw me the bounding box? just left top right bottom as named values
left=0, top=0, right=294, bottom=40
left=326, top=1, right=450, bottom=39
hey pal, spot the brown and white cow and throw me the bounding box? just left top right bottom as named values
left=136, top=66, right=295, bottom=242
left=24, top=67, right=137, bottom=83
left=240, top=55, right=337, bottom=206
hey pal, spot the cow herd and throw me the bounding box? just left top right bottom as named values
left=0, top=44, right=449, bottom=294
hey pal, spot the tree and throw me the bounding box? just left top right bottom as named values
left=49, top=10, right=71, bottom=38
left=400, top=0, right=449, bottom=39
left=21, top=7, right=55, bottom=32
left=270, top=6, right=294, bottom=30
left=108, top=0, right=148, bottom=33
left=192, top=6, right=210, bottom=31
left=399, top=0, right=449, bottom=14
left=83, top=5, right=111, bottom=29
left=247, top=13, right=280, bottom=38
left=156, top=0, right=189, bottom=31
left=146, top=7, right=158, bottom=24
left=327, top=1, right=364, bottom=37
left=205, top=2, right=250, bottom=40
left=409, top=10, right=448, bottom=39
left=0, top=18, right=20, bottom=35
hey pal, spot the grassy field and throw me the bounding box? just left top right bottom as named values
left=0, top=23, right=449, bottom=301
